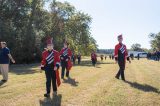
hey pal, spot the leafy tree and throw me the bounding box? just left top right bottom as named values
left=0, top=0, right=98, bottom=63
left=131, top=43, right=143, bottom=51
left=149, top=33, right=160, bottom=51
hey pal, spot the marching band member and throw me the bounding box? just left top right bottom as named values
left=60, top=40, right=72, bottom=79
left=41, top=37, right=61, bottom=98
left=114, top=35, right=130, bottom=81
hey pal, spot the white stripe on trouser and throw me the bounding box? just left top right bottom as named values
left=0, top=64, right=9, bottom=81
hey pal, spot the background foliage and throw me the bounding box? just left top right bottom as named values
left=0, top=0, right=97, bottom=63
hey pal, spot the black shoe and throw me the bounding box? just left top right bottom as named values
left=61, top=76, right=64, bottom=79
left=66, top=74, right=69, bottom=78
left=122, top=79, right=126, bottom=82
left=115, top=76, right=119, bottom=79
left=66, top=76, right=70, bottom=78
left=44, top=93, right=50, bottom=98
left=1, top=80, right=7, bottom=83
left=0, top=81, right=4, bottom=86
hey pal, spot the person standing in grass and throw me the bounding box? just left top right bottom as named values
left=137, top=53, right=140, bottom=60
left=72, top=52, right=76, bottom=65
left=158, top=50, right=160, bottom=61
left=109, top=55, right=111, bottom=59
left=60, top=39, right=72, bottom=79
left=91, top=50, right=97, bottom=67
left=100, top=55, right=104, bottom=61
left=0, top=42, right=15, bottom=83
left=114, top=35, right=130, bottom=81
left=77, top=53, right=81, bottom=65
left=41, top=37, right=61, bottom=98
left=105, top=56, right=107, bottom=60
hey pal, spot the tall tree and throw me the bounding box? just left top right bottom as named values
left=131, top=43, right=142, bottom=51
left=149, top=33, right=160, bottom=50
left=0, top=0, right=98, bottom=63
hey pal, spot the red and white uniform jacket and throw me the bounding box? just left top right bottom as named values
left=60, top=47, right=72, bottom=61
left=60, top=47, right=72, bottom=70
left=91, top=53, right=97, bottom=61
left=114, top=43, right=129, bottom=63
left=41, top=49, right=61, bottom=86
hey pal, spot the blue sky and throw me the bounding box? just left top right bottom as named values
left=46, top=0, right=160, bottom=49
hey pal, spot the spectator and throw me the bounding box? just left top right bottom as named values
left=0, top=42, right=15, bottom=83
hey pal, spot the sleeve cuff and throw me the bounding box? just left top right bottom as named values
left=41, top=65, right=45, bottom=70
left=68, top=56, right=71, bottom=60
left=114, top=55, right=118, bottom=58
left=56, top=62, right=60, bottom=68
left=41, top=65, right=44, bottom=67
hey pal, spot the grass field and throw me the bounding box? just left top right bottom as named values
left=0, top=58, right=160, bottom=106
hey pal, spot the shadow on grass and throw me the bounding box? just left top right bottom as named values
left=0, top=85, right=7, bottom=88
left=39, top=94, right=62, bottom=106
left=0, top=81, right=5, bottom=87
left=9, top=60, right=115, bottom=75
left=96, top=66, right=101, bottom=68
left=10, top=69, right=40, bottom=75
left=9, top=64, right=41, bottom=75
left=74, top=60, right=115, bottom=67
left=63, top=77, right=79, bottom=87
left=125, top=81, right=160, bottom=94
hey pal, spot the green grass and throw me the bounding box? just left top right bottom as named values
left=0, top=58, right=160, bottom=106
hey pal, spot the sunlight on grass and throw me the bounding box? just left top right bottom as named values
left=0, top=58, right=160, bottom=106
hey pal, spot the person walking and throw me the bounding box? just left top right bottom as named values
left=0, top=42, right=15, bottom=83
left=41, top=37, right=61, bottom=98
left=114, top=35, right=130, bottom=81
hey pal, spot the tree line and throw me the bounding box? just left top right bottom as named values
left=149, top=32, right=160, bottom=51
left=130, top=32, right=160, bottom=53
left=0, top=0, right=97, bottom=63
